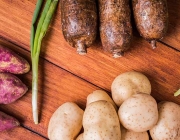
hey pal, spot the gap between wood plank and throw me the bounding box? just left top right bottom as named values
left=0, top=34, right=179, bottom=96
left=160, top=40, right=180, bottom=52
left=21, top=124, right=48, bottom=140
left=0, top=35, right=110, bottom=93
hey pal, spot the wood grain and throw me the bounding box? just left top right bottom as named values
left=0, top=0, right=180, bottom=139
left=0, top=39, right=99, bottom=137
left=162, top=0, right=180, bottom=50
left=0, top=126, right=46, bottom=140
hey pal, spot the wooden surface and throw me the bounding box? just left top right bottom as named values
left=0, top=0, right=179, bottom=139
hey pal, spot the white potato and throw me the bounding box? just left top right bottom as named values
left=121, top=126, right=149, bottom=140
left=111, top=71, right=151, bottom=106
left=76, top=133, right=83, bottom=140
left=150, top=101, right=180, bottom=140
left=86, top=90, right=117, bottom=110
left=119, top=93, right=158, bottom=132
left=83, top=100, right=121, bottom=140
left=48, top=102, right=84, bottom=140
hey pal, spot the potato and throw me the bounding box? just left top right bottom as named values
left=121, top=126, right=149, bottom=140
left=0, top=111, right=19, bottom=132
left=111, top=71, right=151, bottom=106
left=83, top=100, right=121, bottom=140
left=76, top=133, right=83, bottom=140
left=48, top=102, right=84, bottom=140
left=86, top=90, right=117, bottom=110
left=119, top=93, right=158, bottom=132
left=0, top=45, right=30, bottom=74
left=150, top=101, right=180, bottom=140
left=0, top=73, right=28, bottom=104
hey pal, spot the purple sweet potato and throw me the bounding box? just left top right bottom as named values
left=0, top=111, right=19, bottom=132
left=0, top=45, right=30, bottom=74
left=0, top=73, right=28, bottom=104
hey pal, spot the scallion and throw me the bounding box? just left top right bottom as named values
left=30, top=0, right=59, bottom=124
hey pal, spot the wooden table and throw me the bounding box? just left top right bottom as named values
left=0, top=0, right=179, bottom=139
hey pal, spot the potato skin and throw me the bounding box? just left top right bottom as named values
left=98, top=0, right=132, bottom=57
left=111, top=71, right=151, bottom=106
left=48, top=102, right=84, bottom=140
left=0, top=73, right=28, bottom=104
left=0, top=45, right=30, bottom=74
left=132, top=0, right=168, bottom=48
left=0, top=111, right=19, bottom=132
left=119, top=93, right=158, bottom=132
left=150, top=101, right=180, bottom=140
left=86, top=90, right=117, bottom=110
left=83, top=100, right=121, bottom=140
left=121, top=126, right=149, bottom=140
left=76, top=133, right=83, bottom=140
left=61, top=0, right=97, bottom=54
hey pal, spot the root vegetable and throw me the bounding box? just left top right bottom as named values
left=150, top=101, right=180, bottom=140
left=0, top=45, right=30, bottom=74
left=48, top=102, right=84, bottom=140
left=83, top=100, right=121, bottom=140
left=132, top=0, right=168, bottom=49
left=118, top=93, right=158, bottom=132
left=86, top=90, right=117, bottom=110
left=121, top=126, right=149, bottom=140
left=0, top=111, right=19, bottom=132
left=0, top=73, right=28, bottom=104
left=61, top=0, right=97, bottom=54
left=98, top=0, right=132, bottom=57
left=76, top=133, right=84, bottom=140
left=111, top=71, right=151, bottom=106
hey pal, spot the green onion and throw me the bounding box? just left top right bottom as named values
left=174, top=89, right=180, bottom=97
left=30, top=0, right=43, bottom=52
left=30, top=0, right=59, bottom=124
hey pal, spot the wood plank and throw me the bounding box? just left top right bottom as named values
left=0, top=0, right=179, bottom=103
left=0, top=39, right=99, bottom=137
left=0, top=0, right=180, bottom=139
left=0, top=126, right=46, bottom=140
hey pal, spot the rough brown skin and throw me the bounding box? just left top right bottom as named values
left=61, top=0, right=97, bottom=55
left=98, top=0, right=132, bottom=58
left=0, top=45, right=30, bottom=74
left=0, top=73, right=28, bottom=104
left=132, top=0, right=168, bottom=49
left=0, top=111, right=19, bottom=132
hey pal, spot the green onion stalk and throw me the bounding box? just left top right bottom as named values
left=174, top=89, right=180, bottom=97
left=30, top=0, right=59, bottom=124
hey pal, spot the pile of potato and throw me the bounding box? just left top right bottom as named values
left=48, top=71, right=180, bottom=140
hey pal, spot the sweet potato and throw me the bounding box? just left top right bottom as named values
left=0, top=73, right=28, bottom=104
left=0, top=111, right=19, bottom=132
left=0, top=45, right=30, bottom=74
left=61, top=0, right=97, bottom=54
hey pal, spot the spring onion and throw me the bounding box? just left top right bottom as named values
left=174, top=89, right=180, bottom=97
left=30, top=0, right=59, bottom=124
